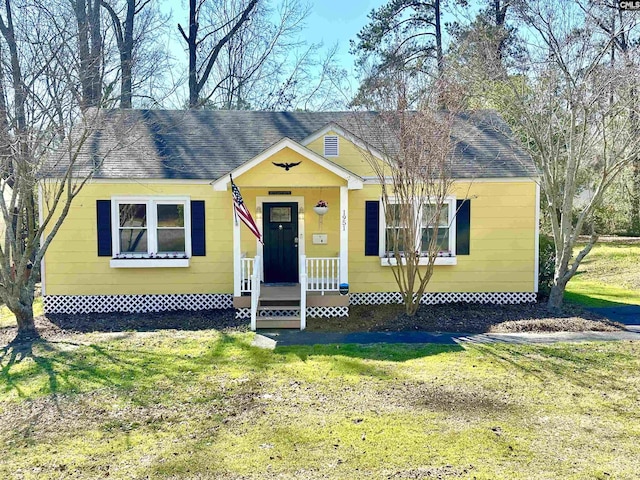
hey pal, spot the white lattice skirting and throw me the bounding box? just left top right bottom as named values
left=44, top=292, right=534, bottom=316
left=44, top=294, right=233, bottom=314
left=235, top=306, right=349, bottom=319
left=350, top=292, right=536, bottom=305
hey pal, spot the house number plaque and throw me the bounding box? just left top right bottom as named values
left=342, top=210, right=347, bottom=231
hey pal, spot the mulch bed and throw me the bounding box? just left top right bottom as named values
left=0, top=309, right=247, bottom=347
left=307, top=302, right=625, bottom=334
left=0, top=303, right=625, bottom=347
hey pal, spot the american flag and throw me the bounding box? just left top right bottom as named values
left=230, top=175, right=263, bottom=244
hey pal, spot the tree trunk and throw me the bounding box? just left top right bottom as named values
left=546, top=279, right=567, bottom=313
left=73, top=0, right=103, bottom=109
left=119, top=0, right=135, bottom=109
left=88, top=0, right=103, bottom=105
left=11, top=289, right=37, bottom=339
left=187, top=0, right=199, bottom=108
left=434, top=0, right=443, bottom=77
left=405, top=296, right=419, bottom=316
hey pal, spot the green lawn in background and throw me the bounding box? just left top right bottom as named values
left=1, top=330, right=639, bottom=479
left=565, top=241, right=640, bottom=307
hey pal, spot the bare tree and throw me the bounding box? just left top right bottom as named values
left=582, top=0, right=640, bottom=234
left=100, top=0, right=170, bottom=108
left=506, top=0, right=640, bottom=311
left=71, top=0, right=104, bottom=109
left=178, top=0, right=259, bottom=109
left=355, top=76, right=463, bottom=315
left=177, top=0, right=341, bottom=111
left=0, top=0, right=122, bottom=338
left=206, top=0, right=307, bottom=109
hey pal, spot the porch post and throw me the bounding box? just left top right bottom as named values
left=233, top=203, right=241, bottom=297
left=339, top=186, right=348, bottom=286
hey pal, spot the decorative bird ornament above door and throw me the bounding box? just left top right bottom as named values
left=272, top=161, right=302, bottom=171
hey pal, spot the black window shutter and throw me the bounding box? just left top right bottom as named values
left=456, top=199, right=471, bottom=255
left=96, top=200, right=112, bottom=257
left=364, top=201, right=380, bottom=256
left=191, top=200, right=206, bottom=256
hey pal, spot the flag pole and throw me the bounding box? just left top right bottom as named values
left=230, top=174, right=239, bottom=227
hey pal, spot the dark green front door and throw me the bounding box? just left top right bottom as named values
left=263, top=203, right=298, bottom=283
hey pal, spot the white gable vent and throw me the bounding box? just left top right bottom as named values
left=324, top=135, right=339, bottom=157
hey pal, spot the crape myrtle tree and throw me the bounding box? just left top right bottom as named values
left=0, top=0, right=125, bottom=338
left=354, top=74, right=464, bottom=315
left=505, top=0, right=640, bottom=311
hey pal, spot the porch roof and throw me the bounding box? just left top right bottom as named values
left=211, top=137, right=363, bottom=190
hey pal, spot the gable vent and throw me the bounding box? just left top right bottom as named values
left=324, top=135, right=339, bottom=157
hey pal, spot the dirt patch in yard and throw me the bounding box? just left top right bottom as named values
left=307, top=302, right=625, bottom=334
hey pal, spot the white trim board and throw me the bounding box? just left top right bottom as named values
left=363, top=176, right=540, bottom=184
left=534, top=182, right=540, bottom=293
left=110, top=195, right=192, bottom=266
left=211, top=137, right=364, bottom=191
left=89, top=178, right=213, bottom=184
left=38, top=182, right=46, bottom=296
left=378, top=195, right=458, bottom=258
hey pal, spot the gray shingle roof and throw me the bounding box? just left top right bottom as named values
left=47, top=110, right=536, bottom=180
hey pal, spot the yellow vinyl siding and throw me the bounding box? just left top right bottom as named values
left=347, top=181, right=536, bottom=293
left=236, top=148, right=346, bottom=187
left=306, top=131, right=381, bottom=177
left=43, top=182, right=234, bottom=295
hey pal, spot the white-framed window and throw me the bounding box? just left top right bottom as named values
left=380, top=197, right=457, bottom=266
left=111, top=196, right=191, bottom=268
left=324, top=135, right=339, bottom=157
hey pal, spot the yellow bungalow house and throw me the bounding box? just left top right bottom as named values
left=40, top=110, right=539, bottom=329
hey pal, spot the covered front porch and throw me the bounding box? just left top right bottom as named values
left=234, top=256, right=350, bottom=329
left=211, top=137, right=363, bottom=329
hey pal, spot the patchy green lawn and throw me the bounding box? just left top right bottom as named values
left=1, top=330, right=639, bottom=479
left=566, top=241, right=640, bottom=307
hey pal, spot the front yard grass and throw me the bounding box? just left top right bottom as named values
left=566, top=240, right=640, bottom=307
left=1, top=330, right=639, bottom=479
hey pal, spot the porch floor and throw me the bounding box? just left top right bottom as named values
left=260, top=285, right=301, bottom=301
left=233, top=285, right=348, bottom=309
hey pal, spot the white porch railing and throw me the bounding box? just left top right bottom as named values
left=240, top=256, right=254, bottom=294
left=305, top=257, right=340, bottom=294
left=300, top=268, right=307, bottom=330
left=250, top=256, right=261, bottom=331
